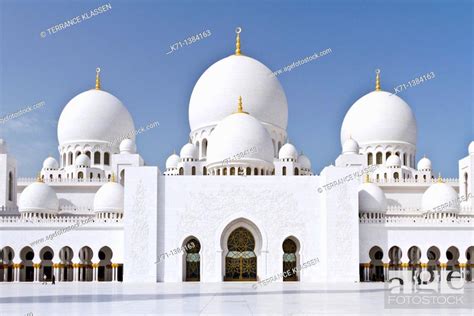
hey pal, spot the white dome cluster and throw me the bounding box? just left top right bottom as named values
left=75, top=154, right=91, bottom=168
left=180, top=143, right=199, bottom=161
left=386, top=155, right=401, bottom=168
left=43, top=157, right=59, bottom=170
left=166, top=153, right=180, bottom=170
left=417, top=157, right=432, bottom=171
left=279, top=143, right=298, bottom=161
left=19, top=181, right=59, bottom=214
left=342, top=138, right=359, bottom=154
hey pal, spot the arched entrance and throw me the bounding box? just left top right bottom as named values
left=59, top=246, right=74, bottom=282
left=224, top=227, right=257, bottom=281
left=40, top=247, right=54, bottom=282
left=98, top=246, right=113, bottom=281
left=282, top=238, right=299, bottom=281
left=20, top=246, right=35, bottom=282
left=369, top=246, right=384, bottom=282
left=78, top=246, right=93, bottom=281
left=184, top=238, right=201, bottom=281
left=1, top=246, right=15, bottom=282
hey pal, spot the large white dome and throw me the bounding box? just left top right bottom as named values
left=19, top=182, right=59, bottom=214
left=189, top=55, right=288, bottom=132
left=341, top=91, right=417, bottom=147
left=93, top=182, right=124, bottom=213
left=58, top=89, right=135, bottom=146
left=422, top=181, right=459, bottom=213
left=359, top=182, right=387, bottom=213
left=207, top=111, right=274, bottom=165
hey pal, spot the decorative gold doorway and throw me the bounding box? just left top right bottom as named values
left=224, top=227, right=257, bottom=281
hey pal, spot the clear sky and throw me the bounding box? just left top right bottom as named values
left=0, top=0, right=472, bottom=177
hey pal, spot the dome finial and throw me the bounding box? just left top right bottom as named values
left=95, top=67, right=101, bottom=90
left=364, top=174, right=371, bottom=183
left=235, top=27, right=242, bottom=56
left=375, top=69, right=381, bottom=91
left=437, top=173, right=443, bottom=183
left=235, top=96, right=248, bottom=114
left=36, top=172, right=44, bottom=183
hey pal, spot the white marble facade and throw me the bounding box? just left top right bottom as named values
left=0, top=31, right=473, bottom=284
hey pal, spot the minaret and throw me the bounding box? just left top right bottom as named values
left=0, top=139, right=17, bottom=209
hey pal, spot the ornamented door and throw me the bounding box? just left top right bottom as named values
left=224, top=227, right=257, bottom=281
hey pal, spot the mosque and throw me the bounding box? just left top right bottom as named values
left=0, top=29, right=472, bottom=284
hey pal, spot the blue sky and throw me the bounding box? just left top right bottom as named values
left=0, top=0, right=472, bottom=177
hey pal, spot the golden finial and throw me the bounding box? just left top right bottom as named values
left=95, top=67, right=101, bottom=90
left=375, top=69, right=381, bottom=91
left=364, top=174, right=371, bottom=183
left=110, top=172, right=116, bottom=182
left=36, top=172, right=44, bottom=183
left=235, top=27, right=242, bottom=56
left=437, top=173, right=443, bottom=183
left=234, top=96, right=248, bottom=114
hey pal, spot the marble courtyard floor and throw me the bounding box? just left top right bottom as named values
left=0, top=282, right=473, bottom=315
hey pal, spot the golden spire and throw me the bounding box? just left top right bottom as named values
left=36, top=172, right=44, bottom=183
left=95, top=67, right=101, bottom=90
left=364, top=174, right=371, bottom=183
left=437, top=173, right=443, bottom=183
left=234, top=96, right=248, bottom=114
left=235, top=27, right=242, bottom=55
left=110, top=172, right=116, bottom=182
left=375, top=69, right=381, bottom=91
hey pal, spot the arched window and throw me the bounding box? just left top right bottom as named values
left=376, top=152, right=382, bottom=164
left=68, top=152, right=73, bottom=165
left=104, top=153, right=110, bottom=166
left=246, top=167, right=251, bottom=175
left=184, top=238, right=201, bottom=281
left=230, top=167, right=235, bottom=175
left=223, top=168, right=227, bottom=175
left=384, top=173, right=387, bottom=180
left=261, top=169, right=264, bottom=175
left=94, top=152, right=100, bottom=164
left=62, top=153, right=66, bottom=167
left=49, top=174, right=53, bottom=180
left=217, top=169, right=221, bottom=175
left=368, top=153, right=373, bottom=165
left=386, top=152, right=391, bottom=160
left=283, top=238, right=299, bottom=281
left=394, top=172, right=399, bottom=180
left=8, top=172, right=13, bottom=201
left=78, top=172, right=84, bottom=179
left=85, top=151, right=91, bottom=159
left=403, top=153, right=407, bottom=166
left=294, top=168, right=299, bottom=175
left=179, top=167, right=184, bottom=175
left=283, top=166, right=287, bottom=176
left=202, top=139, right=208, bottom=158
left=368, top=246, right=384, bottom=281
left=423, top=175, right=426, bottom=180
left=203, top=167, right=207, bottom=176
left=89, top=172, right=93, bottom=179
left=254, top=168, right=258, bottom=175
left=192, top=166, right=196, bottom=175
left=464, top=172, right=469, bottom=198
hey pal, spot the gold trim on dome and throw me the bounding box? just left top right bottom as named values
left=375, top=69, right=381, bottom=91
left=36, top=172, right=44, bottom=183
left=235, top=27, right=242, bottom=55
left=95, top=67, right=101, bottom=90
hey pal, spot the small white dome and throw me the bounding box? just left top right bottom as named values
left=386, top=155, right=401, bottom=168
left=297, top=154, right=311, bottom=170
left=166, top=153, right=180, bottom=169
left=189, top=55, right=288, bottom=132
left=120, top=138, right=136, bottom=154
left=75, top=154, right=90, bottom=167
left=469, top=141, right=474, bottom=155
left=57, top=89, right=135, bottom=146
left=342, top=138, right=359, bottom=154
left=207, top=112, right=274, bottom=165
left=279, top=143, right=298, bottom=160
left=180, top=143, right=198, bottom=160
left=19, top=182, right=59, bottom=214
left=359, top=182, right=387, bottom=213
left=0, top=139, right=7, bottom=154
left=93, top=181, right=124, bottom=213
left=43, top=157, right=59, bottom=170
left=422, top=181, right=459, bottom=213
left=417, top=157, right=432, bottom=171
left=341, top=91, right=417, bottom=147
